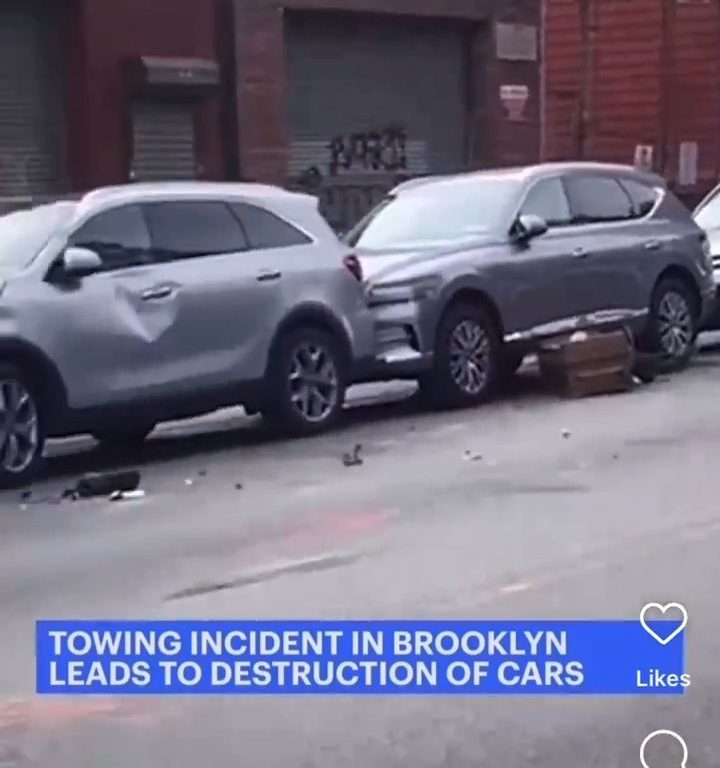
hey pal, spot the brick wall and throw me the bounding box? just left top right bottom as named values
left=67, top=0, right=225, bottom=189
left=232, top=0, right=541, bottom=184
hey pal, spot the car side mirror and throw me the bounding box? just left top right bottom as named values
left=513, top=213, right=548, bottom=242
left=62, top=246, right=102, bottom=277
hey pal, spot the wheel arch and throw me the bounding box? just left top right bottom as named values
left=437, top=282, right=505, bottom=341
left=265, top=302, right=354, bottom=376
left=0, top=339, right=68, bottom=430
left=654, top=265, right=702, bottom=317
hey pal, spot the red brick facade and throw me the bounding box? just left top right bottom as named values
left=543, top=0, right=720, bottom=204
left=64, top=0, right=226, bottom=190
left=58, top=0, right=540, bottom=191
left=233, top=0, right=542, bottom=185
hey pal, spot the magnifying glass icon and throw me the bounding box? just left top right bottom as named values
left=640, top=730, right=688, bottom=768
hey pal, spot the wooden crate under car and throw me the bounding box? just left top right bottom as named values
left=538, top=329, right=634, bottom=398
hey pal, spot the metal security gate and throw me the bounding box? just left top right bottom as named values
left=130, top=101, right=196, bottom=181
left=285, top=12, right=471, bottom=232
left=0, top=1, right=65, bottom=196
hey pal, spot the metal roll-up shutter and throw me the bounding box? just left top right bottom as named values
left=0, top=1, right=65, bottom=196
left=130, top=101, right=197, bottom=181
left=285, top=12, right=471, bottom=231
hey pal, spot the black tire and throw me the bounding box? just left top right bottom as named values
left=92, top=424, right=155, bottom=447
left=262, top=326, right=347, bottom=436
left=499, top=348, right=526, bottom=382
left=418, top=301, right=501, bottom=409
left=643, top=277, right=698, bottom=370
left=0, top=364, right=46, bottom=490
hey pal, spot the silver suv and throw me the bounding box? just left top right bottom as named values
left=0, top=182, right=375, bottom=488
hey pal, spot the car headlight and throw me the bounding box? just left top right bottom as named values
left=367, top=276, right=441, bottom=305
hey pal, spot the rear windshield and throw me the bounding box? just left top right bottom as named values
left=0, top=202, right=76, bottom=272
left=345, top=177, right=521, bottom=250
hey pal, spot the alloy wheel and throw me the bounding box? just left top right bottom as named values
left=657, top=291, right=693, bottom=359
left=449, top=319, right=491, bottom=396
left=0, top=379, right=39, bottom=474
left=288, top=342, right=339, bottom=423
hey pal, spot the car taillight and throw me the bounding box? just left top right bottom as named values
left=343, top=254, right=363, bottom=282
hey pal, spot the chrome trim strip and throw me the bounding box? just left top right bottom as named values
left=504, top=308, right=649, bottom=343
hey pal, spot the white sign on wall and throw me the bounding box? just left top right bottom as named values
left=633, top=144, right=654, bottom=172
left=678, top=141, right=698, bottom=186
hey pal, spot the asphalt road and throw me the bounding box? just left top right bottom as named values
left=2, top=338, right=720, bottom=767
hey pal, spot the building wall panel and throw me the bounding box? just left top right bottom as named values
left=233, top=0, right=541, bottom=185
left=544, top=0, right=720, bottom=200
left=75, top=0, right=224, bottom=188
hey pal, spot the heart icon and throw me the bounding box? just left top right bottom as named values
left=640, top=602, right=688, bottom=645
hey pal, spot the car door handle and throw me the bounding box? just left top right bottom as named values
left=141, top=285, right=174, bottom=301
left=572, top=247, right=588, bottom=258
left=644, top=239, right=661, bottom=251
left=256, top=269, right=282, bottom=282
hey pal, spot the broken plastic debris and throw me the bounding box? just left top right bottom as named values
left=561, top=429, right=572, bottom=439
left=463, top=450, right=483, bottom=462
left=184, top=478, right=194, bottom=486
left=109, top=489, right=146, bottom=501
left=342, top=444, right=363, bottom=467
left=75, top=470, right=141, bottom=499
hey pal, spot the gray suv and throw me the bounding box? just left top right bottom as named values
left=0, top=182, right=375, bottom=488
left=348, top=162, right=715, bottom=406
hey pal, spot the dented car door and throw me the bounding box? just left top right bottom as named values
left=141, top=200, right=283, bottom=391
left=47, top=203, right=184, bottom=408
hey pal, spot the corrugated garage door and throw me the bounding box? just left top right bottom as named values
left=130, top=101, right=197, bottom=181
left=0, top=1, right=65, bottom=196
left=285, top=12, right=470, bottom=231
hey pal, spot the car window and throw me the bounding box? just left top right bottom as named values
left=564, top=176, right=634, bottom=224
left=520, top=178, right=572, bottom=227
left=69, top=205, right=152, bottom=271
left=231, top=203, right=311, bottom=249
left=346, top=177, right=522, bottom=249
left=694, top=189, right=720, bottom=230
left=619, top=178, right=659, bottom=218
left=145, top=201, right=248, bottom=259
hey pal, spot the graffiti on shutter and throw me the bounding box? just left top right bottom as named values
left=289, top=131, right=428, bottom=182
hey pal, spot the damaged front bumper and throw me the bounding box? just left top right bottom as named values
left=365, top=292, right=435, bottom=379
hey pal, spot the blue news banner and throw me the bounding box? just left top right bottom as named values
left=36, top=620, right=686, bottom=696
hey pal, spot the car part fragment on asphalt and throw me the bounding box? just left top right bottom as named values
left=75, top=469, right=141, bottom=499
left=109, top=489, right=145, bottom=501
left=632, top=347, right=683, bottom=382
left=342, top=444, right=363, bottom=467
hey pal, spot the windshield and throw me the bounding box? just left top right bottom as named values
left=0, top=201, right=77, bottom=272
left=346, top=177, right=521, bottom=249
